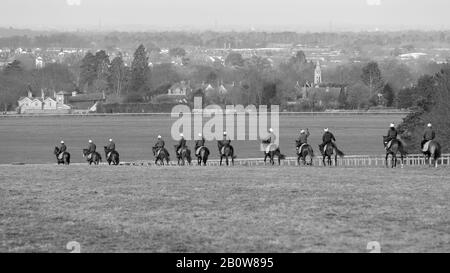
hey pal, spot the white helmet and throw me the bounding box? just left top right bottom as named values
left=158, top=135, right=162, bottom=139
left=198, top=133, right=202, bottom=137
left=180, top=133, right=184, bottom=138
left=61, top=141, right=64, bottom=144
left=269, top=128, right=274, bottom=133
left=109, top=139, right=113, bottom=142
left=89, top=140, right=92, bottom=143
left=390, top=123, right=395, bottom=128
left=300, top=130, right=305, bottom=134
left=324, top=128, right=329, bottom=132
left=223, top=132, right=227, bottom=135
left=427, top=123, right=432, bottom=128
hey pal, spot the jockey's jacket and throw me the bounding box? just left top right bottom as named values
left=221, top=137, right=231, bottom=146
left=386, top=128, right=398, bottom=142
left=176, top=138, right=186, bottom=150
left=88, top=143, right=96, bottom=153
left=195, top=138, right=205, bottom=149
left=106, top=142, right=115, bottom=151
left=265, top=132, right=276, bottom=144
left=59, top=144, right=67, bottom=153
left=297, top=131, right=310, bottom=145
left=322, top=132, right=336, bottom=144
left=154, top=139, right=165, bottom=148
left=423, top=128, right=435, bottom=141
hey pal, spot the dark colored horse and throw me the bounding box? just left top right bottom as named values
left=152, top=147, right=170, bottom=166
left=296, top=143, right=314, bottom=166
left=196, top=146, right=210, bottom=166
left=104, top=147, right=120, bottom=166
left=422, top=140, right=441, bottom=168
left=82, top=149, right=102, bottom=165
left=218, top=142, right=235, bottom=166
left=383, top=137, right=406, bottom=168
left=54, top=147, right=70, bottom=165
left=264, top=147, right=285, bottom=165
left=175, top=145, right=191, bottom=166
left=320, top=143, right=344, bottom=166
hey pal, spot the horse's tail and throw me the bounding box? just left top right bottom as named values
left=434, top=142, right=442, bottom=160
left=335, top=148, right=345, bottom=158
left=308, top=145, right=315, bottom=158
left=398, top=140, right=408, bottom=157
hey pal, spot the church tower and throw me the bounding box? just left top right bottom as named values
left=314, top=61, right=322, bottom=87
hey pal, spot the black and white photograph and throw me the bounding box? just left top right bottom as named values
left=0, top=0, right=449, bottom=259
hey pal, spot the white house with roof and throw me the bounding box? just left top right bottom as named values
left=17, top=90, right=71, bottom=114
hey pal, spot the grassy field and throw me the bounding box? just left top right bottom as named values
left=0, top=114, right=405, bottom=164
left=1, top=164, right=448, bottom=253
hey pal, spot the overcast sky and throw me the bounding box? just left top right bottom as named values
left=1, top=0, right=450, bottom=31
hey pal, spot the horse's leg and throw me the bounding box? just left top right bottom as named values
left=385, top=153, right=389, bottom=168
left=226, top=156, right=229, bottom=166
left=264, top=153, right=268, bottom=165
left=220, top=156, right=223, bottom=166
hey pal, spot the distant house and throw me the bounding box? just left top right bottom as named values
left=17, top=90, right=71, bottom=114
left=17, top=89, right=105, bottom=114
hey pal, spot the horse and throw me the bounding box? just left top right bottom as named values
left=152, top=147, right=170, bottom=166
left=383, top=137, right=406, bottom=168
left=263, top=147, right=285, bottom=165
left=296, top=142, right=314, bottom=166
left=320, top=143, right=344, bottom=166
left=195, top=146, right=210, bottom=166
left=104, top=147, right=120, bottom=166
left=422, top=140, right=442, bottom=168
left=175, top=145, right=191, bottom=166
left=54, top=147, right=70, bottom=165
left=218, top=142, right=235, bottom=166
left=82, top=149, right=102, bottom=165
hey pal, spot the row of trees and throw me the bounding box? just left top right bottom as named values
left=399, top=66, right=450, bottom=152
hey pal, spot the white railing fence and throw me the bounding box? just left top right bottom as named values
left=121, top=154, right=450, bottom=167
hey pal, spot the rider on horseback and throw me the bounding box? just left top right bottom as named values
left=87, top=140, right=96, bottom=160
left=262, top=128, right=277, bottom=153
left=219, top=132, right=234, bottom=157
left=58, top=140, right=67, bottom=159
left=154, top=135, right=165, bottom=150
left=105, top=139, right=116, bottom=158
left=296, top=129, right=310, bottom=151
left=385, top=123, right=398, bottom=150
left=195, top=133, right=206, bottom=157
left=421, top=123, right=435, bottom=151
left=106, top=139, right=116, bottom=151
left=175, top=133, right=187, bottom=157
left=319, top=128, right=337, bottom=153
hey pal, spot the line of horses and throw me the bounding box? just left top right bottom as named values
left=53, top=138, right=443, bottom=168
